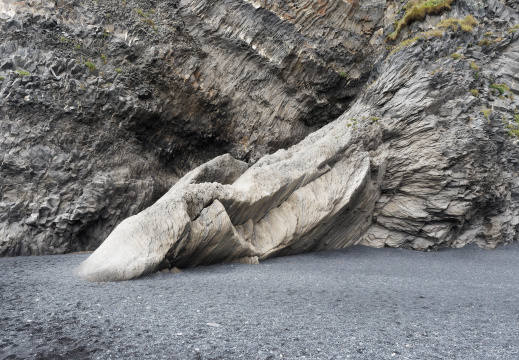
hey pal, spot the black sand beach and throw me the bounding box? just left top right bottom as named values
left=1, top=243, right=519, bottom=359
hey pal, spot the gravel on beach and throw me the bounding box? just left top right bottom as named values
left=1, top=243, right=519, bottom=360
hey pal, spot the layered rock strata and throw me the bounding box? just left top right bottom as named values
left=0, top=0, right=384, bottom=255
left=79, top=0, right=519, bottom=280
left=1, top=0, right=519, bottom=270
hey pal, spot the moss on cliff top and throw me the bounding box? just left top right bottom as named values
left=386, top=0, right=455, bottom=42
left=437, top=15, right=478, bottom=32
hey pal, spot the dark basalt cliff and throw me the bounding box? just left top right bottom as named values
left=1, top=0, right=519, bottom=264
left=0, top=0, right=384, bottom=255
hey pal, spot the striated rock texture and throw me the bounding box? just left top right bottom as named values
left=2, top=0, right=519, bottom=271
left=0, top=0, right=385, bottom=255
left=78, top=0, right=519, bottom=281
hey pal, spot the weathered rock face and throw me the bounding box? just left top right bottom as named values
left=2, top=0, right=519, bottom=269
left=0, top=0, right=385, bottom=255
left=78, top=0, right=519, bottom=281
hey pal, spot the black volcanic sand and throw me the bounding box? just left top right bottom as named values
left=1, top=243, right=519, bottom=360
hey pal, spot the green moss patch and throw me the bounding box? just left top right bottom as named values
left=386, top=0, right=455, bottom=42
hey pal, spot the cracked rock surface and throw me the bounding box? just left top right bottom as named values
left=2, top=0, right=519, bottom=272
left=0, top=0, right=384, bottom=255
left=79, top=0, right=519, bottom=281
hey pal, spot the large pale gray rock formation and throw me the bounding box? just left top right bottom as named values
left=78, top=0, right=519, bottom=279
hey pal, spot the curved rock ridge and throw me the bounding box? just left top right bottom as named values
left=0, top=0, right=385, bottom=255
left=78, top=0, right=519, bottom=280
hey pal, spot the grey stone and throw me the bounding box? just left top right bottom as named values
left=1, top=0, right=519, bottom=273
left=0, top=0, right=386, bottom=256
left=77, top=0, right=519, bottom=280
